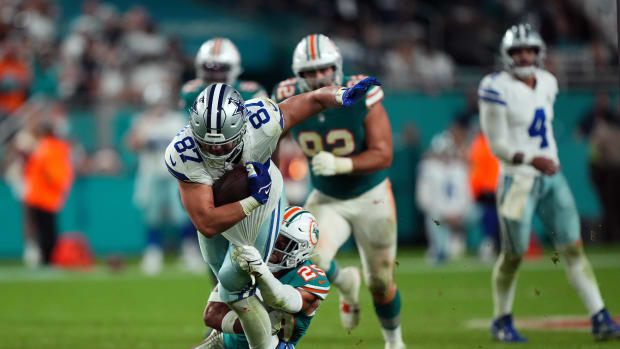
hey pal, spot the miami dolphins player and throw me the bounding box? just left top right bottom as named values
left=193, top=207, right=329, bottom=349
left=180, top=37, right=267, bottom=110
left=165, top=77, right=379, bottom=349
left=479, top=23, right=620, bottom=342
left=273, top=34, right=404, bottom=349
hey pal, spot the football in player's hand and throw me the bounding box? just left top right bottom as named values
left=212, top=164, right=250, bottom=206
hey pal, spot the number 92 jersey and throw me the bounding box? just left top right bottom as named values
left=479, top=69, right=559, bottom=176
left=164, top=97, right=284, bottom=186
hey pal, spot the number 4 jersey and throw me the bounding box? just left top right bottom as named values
left=272, top=75, right=386, bottom=199
left=478, top=69, right=559, bottom=176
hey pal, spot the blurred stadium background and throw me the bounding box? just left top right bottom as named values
left=0, top=0, right=619, bottom=348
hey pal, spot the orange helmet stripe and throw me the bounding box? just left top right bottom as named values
left=212, top=38, right=222, bottom=55
left=282, top=206, right=302, bottom=222
left=309, top=34, right=317, bottom=60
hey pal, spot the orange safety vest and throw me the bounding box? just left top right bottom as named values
left=24, top=136, right=73, bottom=212
left=0, top=58, right=30, bottom=114
left=468, top=132, right=500, bottom=199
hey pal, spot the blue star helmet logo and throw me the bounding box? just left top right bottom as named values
left=228, top=96, right=245, bottom=116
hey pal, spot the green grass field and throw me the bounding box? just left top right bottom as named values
left=1, top=247, right=619, bottom=349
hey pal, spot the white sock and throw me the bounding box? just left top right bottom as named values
left=492, top=252, right=521, bottom=318
left=560, top=245, right=605, bottom=316
left=382, top=324, right=404, bottom=344
left=333, top=267, right=360, bottom=303
left=229, top=295, right=274, bottom=349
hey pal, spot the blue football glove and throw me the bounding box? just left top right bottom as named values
left=277, top=341, right=295, bottom=349
left=245, top=161, right=272, bottom=204
left=339, top=77, right=382, bottom=107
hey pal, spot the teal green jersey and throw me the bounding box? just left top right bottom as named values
left=272, top=75, right=388, bottom=199
left=222, top=261, right=330, bottom=348
left=179, top=79, right=267, bottom=110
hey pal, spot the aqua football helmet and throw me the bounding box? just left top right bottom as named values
left=189, top=83, right=247, bottom=163
left=292, top=34, right=343, bottom=91
left=268, top=206, right=319, bottom=272
left=500, top=23, right=546, bottom=78
left=195, top=37, right=242, bottom=85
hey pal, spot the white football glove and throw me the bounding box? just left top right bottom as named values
left=231, top=245, right=269, bottom=277
left=311, top=151, right=353, bottom=176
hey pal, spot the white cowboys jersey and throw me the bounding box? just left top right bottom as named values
left=164, top=97, right=285, bottom=245
left=479, top=69, right=559, bottom=176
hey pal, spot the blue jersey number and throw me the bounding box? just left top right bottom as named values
left=174, top=137, right=201, bottom=163
left=528, top=108, right=548, bottom=148
left=246, top=101, right=270, bottom=129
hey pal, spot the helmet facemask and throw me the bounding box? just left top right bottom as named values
left=199, top=61, right=232, bottom=84
left=192, top=124, right=245, bottom=164
left=299, top=65, right=337, bottom=90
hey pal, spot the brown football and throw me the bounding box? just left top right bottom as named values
left=212, top=164, right=250, bottom=207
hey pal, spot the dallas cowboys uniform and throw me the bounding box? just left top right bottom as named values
left=164, top=96, right=286, bottom=302
left=479, top=69, right=580, bottom=256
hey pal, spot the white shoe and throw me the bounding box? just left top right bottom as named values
left=385, top=341, right=407, bottom=349
left=180, top=239, right=206, bottom=274
left=191, top=330, right=225, bottom=349
left=141, top=245, right=163, bottom=275
left=338, top=266, right=362, bottom=331
left=23, top=241, right=41, bottom=269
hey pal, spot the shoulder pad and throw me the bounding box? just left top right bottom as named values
left=238, top=80, right=261, bottom=92
left=478, top=72, right=507, bottom=106
left=273, top=78, right=299, bottom=102
left=295, top=263, right=330, bottom=300
left=181, top=79, right=204, bottom=94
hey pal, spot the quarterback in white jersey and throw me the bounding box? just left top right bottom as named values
left=164, top=79, right=381, bottom=349
left=480, top=24, right=620, bottom=343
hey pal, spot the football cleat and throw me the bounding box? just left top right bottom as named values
left=384, top=342, right=407, bottom=349
left=592, top=308, right=620, bottom=341
left=338, top=266, right=362, bottom=331
left=141, top=245, right=163, bottom=276
left=490, top=314, right=528, bottom=342
left=190, top=330, right=224, bottom=349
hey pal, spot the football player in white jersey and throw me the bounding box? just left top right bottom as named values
left=164, top=78, right=379, bottom=349
left=479, top=24, right=620, bottom=342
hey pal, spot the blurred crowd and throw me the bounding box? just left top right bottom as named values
left=1, top=0, right=620, bottom=265
left=231, top=0, right=618, bottom=91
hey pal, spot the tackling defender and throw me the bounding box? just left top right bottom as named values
left=165, top=77, right=378, bottom=349
left=193, top=207, right=329, bottom=349
left=479, top=23, right=620, bottom=342
left=180, top=37, right=267, bottom=110
left=273, top=34, right=404, bottom=349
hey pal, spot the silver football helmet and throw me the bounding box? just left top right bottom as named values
left=268, top=206, right=319, bottom=272
left=500, top=23, right=546, bottom=78
left=292, top=34, right=343, bottom=91
left=195, top=37, right=242, bottom=85
left=189, top=83, right=247, bottom=163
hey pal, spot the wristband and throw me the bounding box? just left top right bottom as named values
left=239, top=196, right=261, bottom=216
left=334, top=87, right=347, bottom=106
